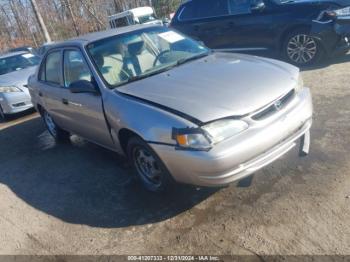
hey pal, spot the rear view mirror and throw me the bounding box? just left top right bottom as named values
left=251, top=1, right=265, bottom=12
left=69, top=80, right=98, bottom=94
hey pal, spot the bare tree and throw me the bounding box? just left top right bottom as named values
left=30, top=0, right=51, bottom=43
left=63, top=0, right=79, bottom=36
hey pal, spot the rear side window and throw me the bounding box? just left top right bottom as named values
left=179, top=0, right=229, bottom=20
left=45, top=51, right=61, bottom=85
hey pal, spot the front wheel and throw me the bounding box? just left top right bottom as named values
left=283, top=30, right=324, bottom=66
left=42, top=109, right=70, bottom=142
left=127, top=136, right=175, bottom=192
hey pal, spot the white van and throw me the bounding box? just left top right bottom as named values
left=108, top=6, right=163, bottom=29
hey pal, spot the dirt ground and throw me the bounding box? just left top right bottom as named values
left=0, top=53, right=350, bottom=258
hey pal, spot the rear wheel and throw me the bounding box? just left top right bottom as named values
left=283, top=29, right=324, bottom=66
left=42, top=108, right=70, bottom=142
left=127, top=136, right=175, bottom=192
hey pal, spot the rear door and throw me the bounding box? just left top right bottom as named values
left=174, top=0, right=235, bottom=49
left=223, top=0, right=279, bottom=50
left=37, top=49, right=68, bottom=128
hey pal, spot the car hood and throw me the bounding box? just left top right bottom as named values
left=0, top=66, right=37, bottom=90
left=117, top=53, right=299, bottom=123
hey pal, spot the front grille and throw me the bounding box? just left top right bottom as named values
left=252, top=89, right=295, bottom=121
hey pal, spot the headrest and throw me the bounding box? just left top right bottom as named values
left=128, top=41, right=145, bottom=56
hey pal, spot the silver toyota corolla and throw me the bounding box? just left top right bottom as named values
left=0, top=51, right=40, bottom=120
left=28, top=25, right=313, bottom=192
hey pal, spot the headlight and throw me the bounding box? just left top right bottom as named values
left=173, top=120, right=249, bottom=150
left=295, top=76, right=304, bottom=93
left=327, top=7, right=350, bottom=17
left=334, top=7, right=350, bottom=16
left=173, top=128, right=212, bottom=151
left=202, top=120, right=249, bottom=144
left=0, top=86, right=22, bottom=93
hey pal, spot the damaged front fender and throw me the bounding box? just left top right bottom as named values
left=311, top=17, right=350, bottom=55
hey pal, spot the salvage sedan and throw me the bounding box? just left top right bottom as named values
left=0, top=51, right=40, bottom=120
left=28, top=25, right=313, bottom=192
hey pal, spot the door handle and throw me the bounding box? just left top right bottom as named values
left=62, top=98, right=69, bottom=105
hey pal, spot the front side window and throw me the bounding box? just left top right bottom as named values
left=45, top=51, right=61, bottom=85
left=179, top=0, right=229, bottom=20
left=0, top=53, right=40, bottom=75
left=87, top=27, right=209, bottom=88
left=63, top=50, right=92, bottom=87
left=229, top=0, right=252, bottom=15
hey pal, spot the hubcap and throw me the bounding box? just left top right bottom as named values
left=44, top=111, right=57, bottom=137
left=133, top=147, right=162, bottom=187
left=287, top=34, right=317, bottom=64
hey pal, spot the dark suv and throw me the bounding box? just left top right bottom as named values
left=170, top=0, right=350, bottom=65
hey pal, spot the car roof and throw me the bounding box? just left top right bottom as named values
left=46, top=24, right=159, bottom=50
left=0, top=51, right=29, bottom=59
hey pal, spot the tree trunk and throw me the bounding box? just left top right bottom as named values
left=30, top=0, right=52, bottom=43
left=64, top=0, right=80, bottom=36
left=9, top=0, right=26, bottom=39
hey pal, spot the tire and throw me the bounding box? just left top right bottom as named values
left=0, top=105, right=7, bottom=121
left=127, top=136, right=175, bottom=192
left=283, top=29, right=324, bottom=66
left=41, top=108, right=70, bottom=142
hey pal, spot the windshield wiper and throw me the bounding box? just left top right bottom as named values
left=176, top=51, right=211, bottom=66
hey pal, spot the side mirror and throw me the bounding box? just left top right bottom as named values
left=251, top=1, right=265, bottom=12
left=69, top=80, right=98, bottom=94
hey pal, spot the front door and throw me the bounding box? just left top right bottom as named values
left=60, top=48, right=114, bottom=149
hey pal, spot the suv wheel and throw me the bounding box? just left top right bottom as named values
left=42, top=109, right=70, bottom=142
left=127, top=136, right=175, bottom=192
left=283, top=29, right=323, bottom=66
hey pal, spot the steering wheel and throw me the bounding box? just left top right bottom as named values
left=153, top=50, right=172, bottom=66
left=106, top=56, right=132, bottom=79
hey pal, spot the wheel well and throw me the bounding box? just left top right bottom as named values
left=118, top=128, right=140, bottom=154
left=279, top=25, right=312, bottom=51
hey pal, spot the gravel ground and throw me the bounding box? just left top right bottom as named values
left=0, top=53, right=349, bottom=257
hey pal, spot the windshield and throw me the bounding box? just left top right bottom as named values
left=0, top=53, right=40, bottom=75
left=87, top=27, right=209, bottom=88
left=137, top=14, right=157, bottom=24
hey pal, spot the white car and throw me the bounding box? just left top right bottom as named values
left=0, top=51, right=40, bottom=120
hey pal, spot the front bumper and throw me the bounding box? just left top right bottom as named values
left=312, top=17, right=350, bottom=56
left=0, top=92, right=33, bottom=115
left=150, top=88, right=313, bottom=187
